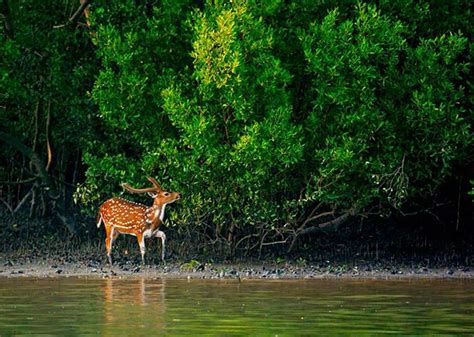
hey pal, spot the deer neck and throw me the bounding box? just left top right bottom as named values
left=159, top=204, right=166, bottom=222
left=145, top=203, right=166, bottom=230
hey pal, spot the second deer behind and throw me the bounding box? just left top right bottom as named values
left=97, top=177, right=180, bottom=265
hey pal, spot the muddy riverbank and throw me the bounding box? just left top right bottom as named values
left=1, top=256, right=472, bottom=280
left=1, top=213, right=472, bottom=280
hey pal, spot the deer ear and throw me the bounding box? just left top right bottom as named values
left=147, top=192, right=158, bottom=198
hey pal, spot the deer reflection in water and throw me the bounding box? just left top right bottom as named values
left=102, top=277, right=166, bottom=333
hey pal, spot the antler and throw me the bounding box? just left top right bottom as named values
left=121, top=177, right=161, bottom=194
left=146, top=177, right=162, bottom=191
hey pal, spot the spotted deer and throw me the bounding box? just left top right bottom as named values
left=97, top=177, right=180, bottom=265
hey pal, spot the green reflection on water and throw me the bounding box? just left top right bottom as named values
left=0, top=277, right=473, bottom=336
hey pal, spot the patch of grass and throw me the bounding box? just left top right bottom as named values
left=180, top=259, right=201, bottom=271
left=275, top=257, right=285, bottom=265
left=296, top=257, right=307, bottom=266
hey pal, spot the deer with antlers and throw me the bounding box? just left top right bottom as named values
left=97, top=177, right=180, bottom=265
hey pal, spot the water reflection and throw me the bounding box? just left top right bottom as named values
left=0, top=277, right=473, bottom=336
left=102, top=277, right=166, bottom=335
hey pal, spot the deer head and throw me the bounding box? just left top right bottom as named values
left=121, top=177, right=180, bottom=206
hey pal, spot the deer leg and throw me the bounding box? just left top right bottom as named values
left=155, top=230, right=166, bottom=262
left=137, top=233, right=145, bottom=265
left=109, top=229, right=119, bottom=264
left=105, top=225, right=114, bottom=265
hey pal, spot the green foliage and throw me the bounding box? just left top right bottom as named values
left=1, top=1, right=95, bottom=145
left=295, top=257, right=307, bottom=266
left=275, top=257, right=285, bottom=265
left=161, top=0, right=303, bottom=232
left=180, top=259, right=201, bottom=271
left=84, top=0, right=304, bottom=242
left=80, top=0, right=472, bottom=252
left=78, top=0, right=195, bottom=205
left=2, top=0, right=471, bottom=253
left=299, top=4, right=471, bottom=212
left=1, top=1, right=96, bottom=215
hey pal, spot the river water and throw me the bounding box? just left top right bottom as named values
left=0, top=277, right=473, bottom=335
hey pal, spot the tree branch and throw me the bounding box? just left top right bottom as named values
left=299, top=213, right=349, bottom=234
left=288, top=213, right=350, bottom=252
left=1, top=0, right=14, bottom=39
left=13, top=186, right=33, bottom=213
left=53, top=0, right=91, bottom=29
left=0, top=196, right=13, bottom=213
left=297, top=210, right=334, bottom=232
left=69, top=0, right=91, bottom=23
left=260, top=238, right=290, bottom=246
left=0, top=177, right=36, bottom=185
left=0, top=131, right=77, bottom=234
left=45, top=100, right=52, bottom=172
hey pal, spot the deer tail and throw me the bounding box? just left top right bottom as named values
left=96, top=213, right=103, bottom=228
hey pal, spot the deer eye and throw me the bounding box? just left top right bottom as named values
left=164, top=192, right=170, bottom=197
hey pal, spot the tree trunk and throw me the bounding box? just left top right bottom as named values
left=0, top=131, right=77, bottom=235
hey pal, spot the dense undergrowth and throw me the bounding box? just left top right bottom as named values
left=1, top=209, right=472, bottom=268
left=1, top=0, right=472, bottom=256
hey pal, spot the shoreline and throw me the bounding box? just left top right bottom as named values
left=1, top=258, right=472, bottom=280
